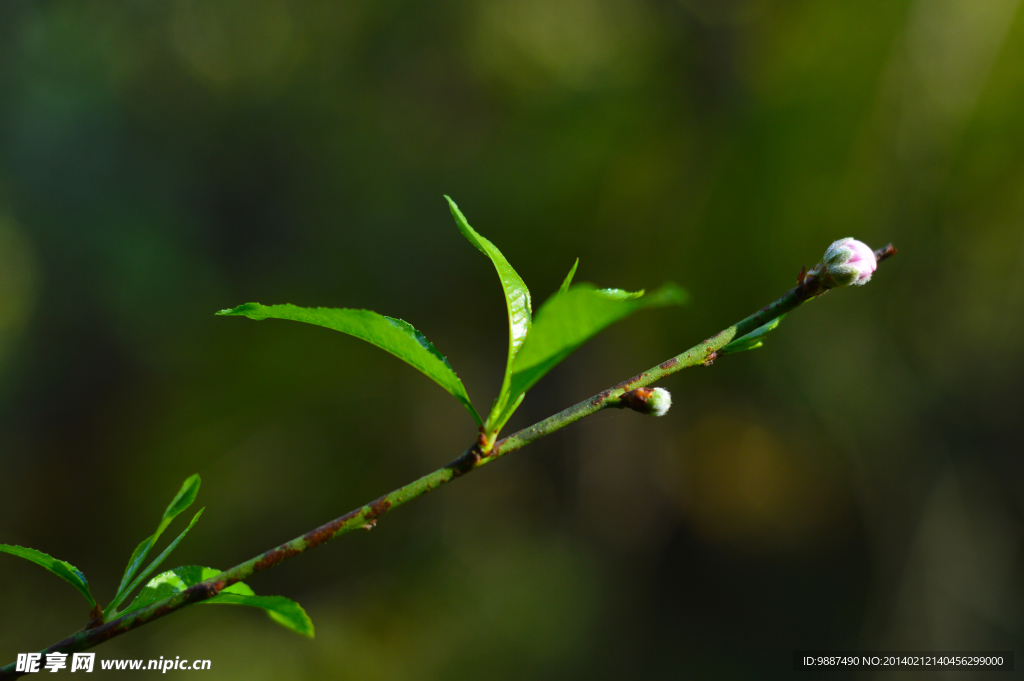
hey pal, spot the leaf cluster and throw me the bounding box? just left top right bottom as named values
left=218, top=197, right=688, bottom=447
left=1, top=475, right=312, bottom=638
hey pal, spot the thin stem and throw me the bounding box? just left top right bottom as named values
left=0, top=248, right=894, bottom=679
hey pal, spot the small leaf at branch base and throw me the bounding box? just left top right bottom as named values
left=720, top=314, right=786, bottom=354
left=120, top=566, right=314, bottom=637
left=217, top=303, right=482, bottom=426
left=0, top=544, right=97, bottom=609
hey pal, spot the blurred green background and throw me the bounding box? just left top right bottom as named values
left=2, top=0, right=1023, bottom=678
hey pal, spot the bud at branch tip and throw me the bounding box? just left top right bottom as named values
left=809, top=238, right=877, bottom=289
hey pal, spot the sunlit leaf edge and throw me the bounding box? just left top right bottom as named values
left=445, top=196, right=532, bottom=430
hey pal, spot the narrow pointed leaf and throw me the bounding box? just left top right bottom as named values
left=217, top=303, right=482, bottom=426
left=496, top=282, right=686, bottom=426
left=114, top=475, right=201, bottom=607
left=118, top=509, right=205, bottom=610
left=121, top=566, right=314, bottom=637
left=720, top=314, right=786, bottom=354
left=445, top=196, right=531, bottom=428
left=0, top=544, right=96, bottom=608
left=159, top=474, right=201, bottom=534
left=116, top=535, right=155, bottom=600
left=558, top=258, right=579, bottom=295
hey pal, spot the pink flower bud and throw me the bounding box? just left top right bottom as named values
left=819, top=238, right=877, bottom=287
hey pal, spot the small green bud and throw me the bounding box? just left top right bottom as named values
left=618, top=387, right=672, bottom=417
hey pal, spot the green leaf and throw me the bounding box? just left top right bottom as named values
left=111, top=475, right=201, bottom=613
left=217, top=303, right=483, bottom=426
left=208, top=594, right=315, bottom=637
left=490, top=392, right=525, bottom=435
left=113, top=535, right=155, bottom=607
left=120, top=566, right=252, bottom=615
left=118, top=509, right=205, bottom=612
left=0, top=544, right=96, bottom=608
left=496, top=281, right=687, bottom=427
left=445, top=196, right=532, bottom=429
left=719, top=314, right=786, bottom=354
left=160, top=474, right=201, bottom=534
left=558, top=258, right=579, bottom=295
left=121, top=566, right=314, bottom=637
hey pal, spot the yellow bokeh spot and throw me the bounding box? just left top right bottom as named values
left=171, top=0, right=296, bottom=86
left=471, top=0, right=656, bottom=93
left=678, top=411, right=846, bottom=548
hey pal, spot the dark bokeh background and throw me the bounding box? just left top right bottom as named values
left=2, top=0, right=1023, bottom=678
